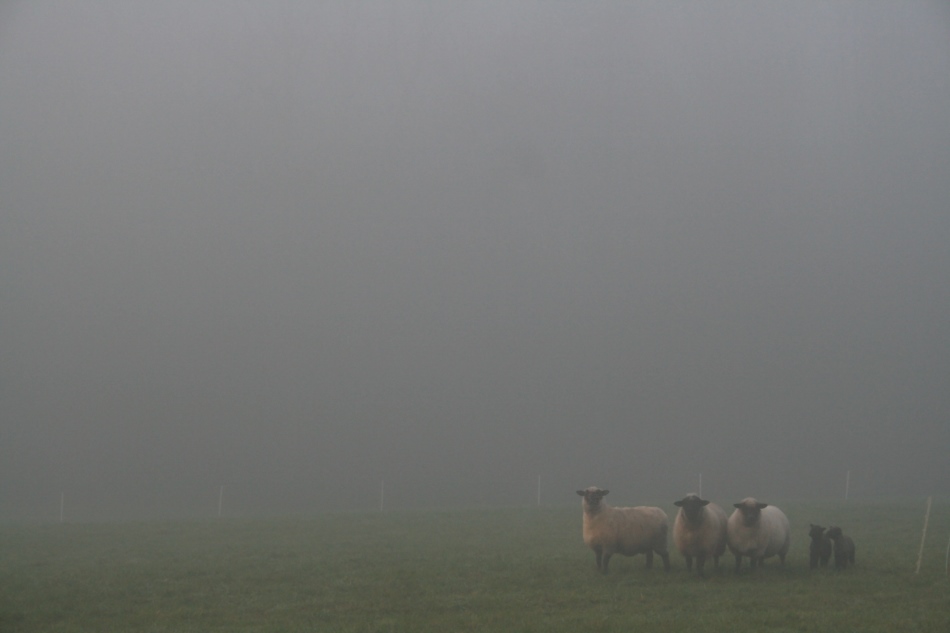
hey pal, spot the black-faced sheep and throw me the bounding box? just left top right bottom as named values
left=577, top=487, right=670, bottom=574
left=808, top=524, right=832, bottom=569
left=726, top=497, right=791, bottom=572
left=826, top=526, right=856, bottom=569
left=672, top=493, right=728, bottom=578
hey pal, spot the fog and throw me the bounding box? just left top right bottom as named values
left=1, top=1, right=948, bottom=520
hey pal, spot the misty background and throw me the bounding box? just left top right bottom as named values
left=1, top=1, right=948, bottom=520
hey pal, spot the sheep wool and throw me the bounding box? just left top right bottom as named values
left=577, top=486, right=670, bottom=574
left=673, top=493, right=728, bottom=577
left=726, top=497, right=791, bottom=572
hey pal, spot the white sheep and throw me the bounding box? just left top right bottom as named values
left=577, top=486, right=670, bottom=574
left=673, top=493, right=728, bottom=577
left=726, top=497, right=790, bottom=571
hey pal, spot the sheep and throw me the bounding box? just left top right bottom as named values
left=672, top=493, right=728, bottom=578
left=808, top=524, right=832, bottom=569
left=577, top=486, right=670, bottom=574
left=726, top=497, right=791, bottom=571
left=826, top=526, right=856, bottom=569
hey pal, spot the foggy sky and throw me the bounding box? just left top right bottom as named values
left=2, top=1, right=948, bottom=519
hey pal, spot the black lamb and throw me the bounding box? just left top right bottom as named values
left=808, top=524, right=832, bottom=569
left=826, top=526, right=856, bottom=570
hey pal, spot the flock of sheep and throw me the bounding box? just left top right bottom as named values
left=577, top=487, right=856, bottom=577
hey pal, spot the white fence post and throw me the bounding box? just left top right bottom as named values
left=916, top=496, right=932, bottom=574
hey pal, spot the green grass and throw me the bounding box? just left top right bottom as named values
left=1, top=501, right=948, bottom=632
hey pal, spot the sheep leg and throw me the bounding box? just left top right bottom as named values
left=601, top=551, right=612, bottom=574
left=696, top=555, right=706, bottom=578
left=810, top=553, right=817, bottom=569
left=660, top=551, right=670, bottom=572
left=594, top=546, right=604, bottom=571
left=685, top=555, right=693, bottom=571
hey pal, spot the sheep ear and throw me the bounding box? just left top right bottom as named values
left=674, top=500, right=684, bottom=506
left=756, top=502, right=768, bottom=509
left=733, top=502, right=743, bottom=508
left=576, top=490, right=586, bottom=496
left=699, top=499, right=710, bottom=506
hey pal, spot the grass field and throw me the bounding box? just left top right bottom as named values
left=1, top=500, right=948, bottom=632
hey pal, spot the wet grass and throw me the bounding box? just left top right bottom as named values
left=1, top=500, right=948, bottom=632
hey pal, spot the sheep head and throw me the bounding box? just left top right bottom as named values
left=674, top=493, right=710, bottom=523
left=577, top=487, right=609, bottom=511
left=733, top=497, right=768, bottom=526
left=809, top=524, right=827, bottom=539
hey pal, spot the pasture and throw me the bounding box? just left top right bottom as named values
left=1, top=500, right=948, bottom=632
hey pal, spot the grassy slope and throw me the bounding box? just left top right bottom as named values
left=1, top=501, right=948, bottom=632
